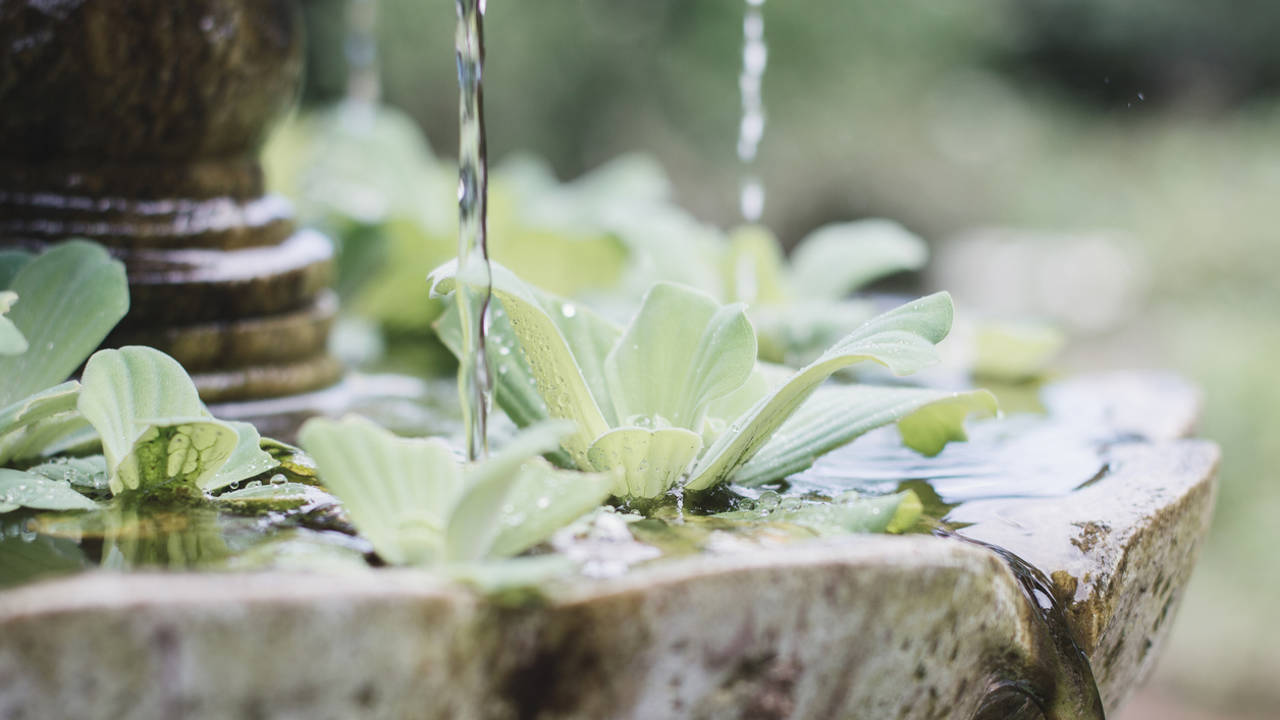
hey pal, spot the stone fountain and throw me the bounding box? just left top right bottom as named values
left=0, top=3, right=1218, bottom=719
left=0, top=0, right=341, bottom=408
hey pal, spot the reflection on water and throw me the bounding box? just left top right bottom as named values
left=0, top=490, right=368, bottom=589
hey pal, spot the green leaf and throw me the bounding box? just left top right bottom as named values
left=431, top=261, right=619, bottom=467
left=685, top=293, right=954, bottom=491
left=215, top=482, right=317, bottom=506
left=0, top=468, right=98, bottom=512
left=447, top=421, right=570, bottom=562
left=0, top=382, right=92, bottom=466
left=26, top=456, right=109, bottom=492
left=0, top=241, right=129, bottom=408
left=300, top=415, right=596, bottom=566
left=299, top=414, right=460, bottom=565
left=716, top=490, right=921, bottom=535
left=731, top=385, right=998, bottom=487
left=605, top=283, right=756, bottom=428
left=724, top=225, right=790, bottom=304
left=787, top=220, right=928, bottom=300
left=78, top=347, right=239, bottom=495
left=488, top=460, right=614, bottom=557
left=972, top=320, right=1065, bottom=381
left=587, top=426, right=703, bottom=498
left=204, top=421, right=279, bottom=491
left=0, top=291, right=27, bottom=355
left=0, top=249, right=32, bottom=288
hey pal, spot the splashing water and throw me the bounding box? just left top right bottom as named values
left=346, top=0, right=380, bottom=107
left=737, top=0, right=767, bottom=222
left=454, top=0, right=493, bottom=460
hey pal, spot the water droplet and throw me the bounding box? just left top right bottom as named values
left=561, top=303, right=577, bottom=318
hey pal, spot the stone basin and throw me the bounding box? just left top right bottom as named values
left=0, top=372, right=1217, bottom=720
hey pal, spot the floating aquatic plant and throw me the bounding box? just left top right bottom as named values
left=432, top=261, right=996, bottom=500
left=77, top=346, right=277, bottom=497
left=298, top=416, right=613, bottom=565
left=0, top=241, right=129, bottom=466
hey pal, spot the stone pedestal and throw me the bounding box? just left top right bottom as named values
left=0, top=0, right=341, bottom=402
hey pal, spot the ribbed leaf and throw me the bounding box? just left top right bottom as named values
left=731, top=385, right=998, bottom=487
left=787, top=220, right=928, bottom=300
left=0, top=241, right=129, bottom=407
left=431, top=261, right=618, bottom=466
left=488, top=460, right=614, bottom=557
left=204, top=421, right=279, bottom=491
left=0, top=382, right=82, bottom=465
left=78, top=347, right=241, bottom=495
left=299, top=414, right=460, bottom=565
left=447, top=421, right=569, bottom=562
left=587, top=426, right=703, bottom=498
left=605, top=283, right=755, bottom=428
left=685, top=292, right=954, bottom=490
left=0, top=468, right=98, bottom=512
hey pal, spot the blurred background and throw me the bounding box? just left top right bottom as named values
left=282, top=1, right=1280, bottom=716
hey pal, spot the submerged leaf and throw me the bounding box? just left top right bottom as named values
left=716, top=490, right=922, bottom=536
left=0, top=468, right=98, bottom=512
left=686, top=293, right=955, bottom=490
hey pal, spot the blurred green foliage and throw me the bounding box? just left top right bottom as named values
left=284, top=0, right=1280, bottom=713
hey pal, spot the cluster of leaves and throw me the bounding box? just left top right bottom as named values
left=432, top=261, right=996, bottom=501
left=0, top=243, right=276, bottom=514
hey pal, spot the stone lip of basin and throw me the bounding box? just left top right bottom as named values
left=0, top=372, right=1218, bottom=720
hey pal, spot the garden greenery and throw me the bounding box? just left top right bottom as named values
left=432, top=261, right=996, bottom=500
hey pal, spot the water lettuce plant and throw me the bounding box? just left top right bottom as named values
left=77, top=346, right=277, bottom=496
left=0, top=241, right=129, bottom=466
left=432, top=262, right=996, bottom=500
left=298, top=416, right=613, bottom=565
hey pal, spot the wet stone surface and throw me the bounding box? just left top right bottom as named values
left=0, top=372, right=1219, bottom=719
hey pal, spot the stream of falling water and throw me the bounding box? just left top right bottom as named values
left=454, top=0, right=493, bottom=460
left=346, top=0, right=380, bottom=107
left=737, top=0, right=767, bottom=222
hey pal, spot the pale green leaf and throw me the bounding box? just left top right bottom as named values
left=0, top=468, right=98, bottom=512
left=685, top=293, right=954, bottom=490
left=724, top=225, right=790, bottom=304
left=605, top=283, right=756, bottom=428
left=0, top=241, right=129, bottom=407
left=0, top=291, right=27, bottom=355
left=0, top=249, right=33, bottom=288
left=431, top=261, right=618, bottom=466
left=215, top=482, right=317, bottom=505
left=488, top=460, right=614, bottom=557
left=587, top=426, right=703, bottom=498
left=732, top=385, right=998, bottom=487
left=26, top=456, right=109, bottom=492
left=0, top=382, right=83, bottom=465
left=448, top=421, right=571, bottom=562
left=203, top=421, right=279, bottom=491
left=299, top=414, right=460, bottom=565
left=78, top=347, right=238, bottom=494
left=972, top=320, right=1066, bottom=381
left=788, top=220, right=928, bottom=300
